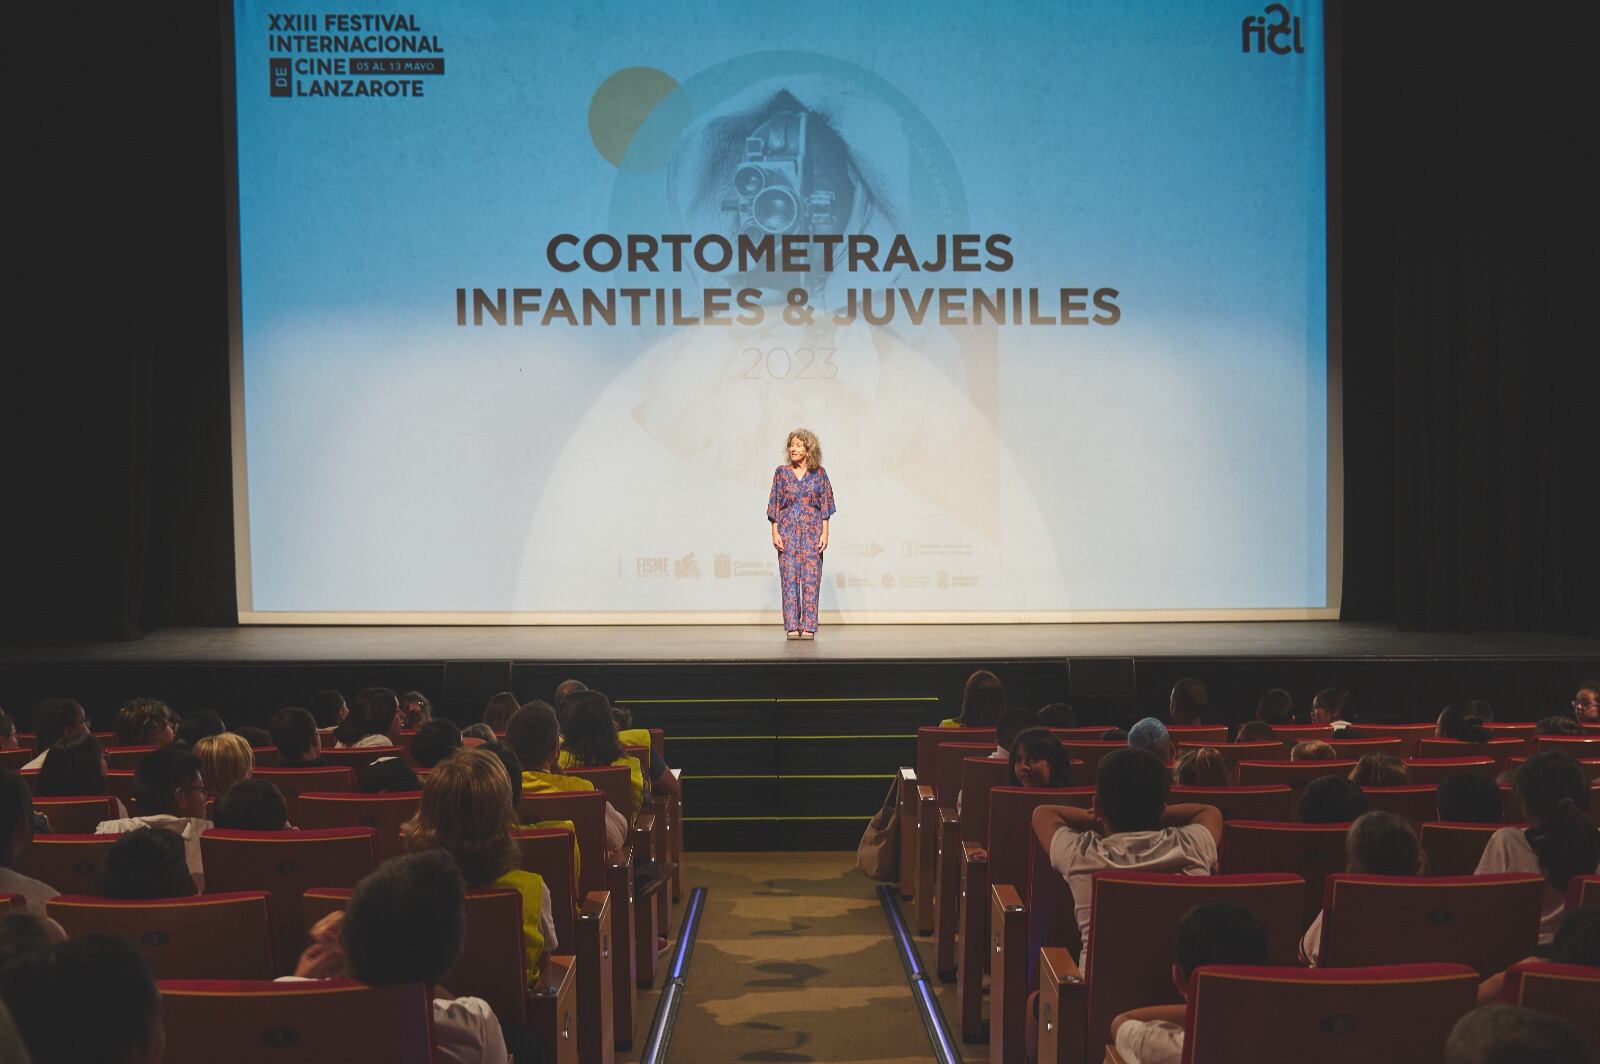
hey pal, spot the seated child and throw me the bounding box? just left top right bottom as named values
left=1032, top=748, right=1222, bottom=965
left=96, top=827, right=197, bottom=900
left=212, top=778, right=291, bottom=831
left=507, top=702, right=628, bottom=857
left=1300, top=810, right=1422, bottom=965
left=0, top=935, right=165, bottom=1064
left=94, top=746, right=212, bottom=888
left=1110, top=900, right=1269, bottom=1064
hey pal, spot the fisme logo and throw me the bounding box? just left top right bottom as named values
left=1241, top=3, right=1306, bottom=55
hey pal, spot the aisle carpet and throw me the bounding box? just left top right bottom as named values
left=626, top=852, right=946, bottom=1063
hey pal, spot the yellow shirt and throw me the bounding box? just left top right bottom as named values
left=557, top=750, right=643, bottom=820
left=493, top=867, right=548, bottom=982
left=521, top=769, right=594, bottom=795
left=940, top=718, right=962, bottom=728
left=618, top=727, right=653, bottom=762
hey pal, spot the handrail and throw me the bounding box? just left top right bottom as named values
left=878, top=884, right=961, bottom=1064
left=638, top=886, right=708, bottom=1064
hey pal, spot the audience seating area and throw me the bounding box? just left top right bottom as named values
left=900, top=712, right=1600, bottom=1064
left=5, top=694, right=686, bottom=1064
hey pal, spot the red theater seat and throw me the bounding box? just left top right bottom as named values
left=1267, top=725, right=1336, bottom=743
left=1060, top=741, right=1126, bottom=782
left=105, top=770, right=137, bottom=811
left=0, top=748, right=33, bottom=772
left=1171, top=785, right=1293, bottom=822
left=292, top=791, right=421, bottom=862
left=1320, top=873, right=1545, bottom=975
left=320, top=745, right=405, bottom=774
left=1415, top=737, right=1526, bottom=769
left=1508, top=755, right=1600, bottom=784
left=1177, top=963, right=1477, bottom=1063
left=1031, top=871, right=1304, bottom=1064
left=1328, top=736, right=1404, bottom=760
left=1501, top=962, right=1600, bottom=1057
left=1484, top=722, right=1537, bottom=742
left=1346, top=722, right=1435, bottom=757
left=1402, top=757, right=1497, bottom=785
left=1420, top=821, right=1521, bottom=877
left=1360, top=784, right=1438, bottom=828
left=1235, top=759, right=1357, bottom=805
left=564, top=763, right=637, bottom=822
left=249, top=746, right=279, bottom=768
left=105, top=745, right=159, bottom=772
left=251, top=765, right=357, bottom=820
left=1566, top=875, right=1600, bottom=911
left=19, top=834, right=116, bottom=895
left=518, top=826, right=616, bottom=1064
left=1176, top=741, right=1286, bottom=765
left=31, top=795, right=118, bottom=834
left=1534, top=735, right=1600, bottom=758
left=1166, top=725, right=1230, bottom=745
left=199, top=827, right=377, bottom=977
left=47, top=892, right=275, bottom=980
left=1221, top=820, right=1350, bottom=927
left=158, top=979, right=435, bottom=1064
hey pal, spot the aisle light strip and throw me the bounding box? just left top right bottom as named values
left=877, top=884, right=962, bottom=1064
left=638, top=886, right=709, bottom=1064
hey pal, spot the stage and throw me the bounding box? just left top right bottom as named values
left=4, top=622, right=1595, bottom=848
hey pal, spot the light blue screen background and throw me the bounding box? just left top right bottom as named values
left=232, top=0, right=1329, bottom=616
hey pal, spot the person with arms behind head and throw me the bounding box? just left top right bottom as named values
left=1032, top=749, right=1222, bottom=964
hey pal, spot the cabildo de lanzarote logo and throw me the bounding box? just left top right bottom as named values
left=266, top=12, right=446, bottom=98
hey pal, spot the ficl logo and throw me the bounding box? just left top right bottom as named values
left=1242, top=3, right=1305, bottom=55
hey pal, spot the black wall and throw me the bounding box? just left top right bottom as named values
left=5, top=2, right=1594, bottom=641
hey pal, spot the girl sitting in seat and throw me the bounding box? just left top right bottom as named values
left=1300, top=810, right=1423, bottom=965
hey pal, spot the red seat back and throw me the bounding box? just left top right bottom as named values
left=158, top=978, right=434, bottom=1064
left=19, top=834, right=117, bottom=894
left=105, top=745, right=158, bottom=772
left=1502, top=961, right=1600, bottom=1057
left=1171, top=786, right=1293, bottom=822
left=563, top=764, right=635, bottom=821
left=0, top=748, right=34, bottom=772
left=1346, top=723, right=1436, bottom=757
left=915, top=726, right=995, bottom=783
left=1566, top=875, right=1600, bottom=910
left=985, top=787, right=1094, bottom=893
left=321, top=746, right=405, bottom=774
left=31, top=795, right=118, bottom=834
left=1359, top=784, right=1438, bottom=828
left=519, top=790, right=609, bottom=895
left=517, top=826, right=579, bottom=949
left=1416, top=737, right=1526, bottom=768
left=249, top=747, right=279, bottom=768
left=1081, top=872, right=1304, bottom=1059
left=1420, top=821, right=1520, bottom=877
left=200, top=828, right=377, bottom=977
left=1167, top=726, right=1230, bottom=745
left=1267, top=725, right=1336, bottom=743
left=1402, top=758, right=1497, bottom=785
left=1220, top=820, right=1350, bottom=927
left=1321, top=873, right=1545, bottom=975
left=1182, top=963, right=1477, bottom=1063
left=932, top=743, right=995, bottom=808
left=1484, top=722, right=1537, bottom=742
left=1177, top=741, right=1286, bottom=766
left=958, top=756, right=1016, bottom=843
left=1534, top=735, right=1600, bottom=758
left=1328, top=737, right=1404, bottom=760
left=1509, top=756, right=1600, bottom=784
left=1048, top=726, right=1118, bottom=741
left=105, top=770, right=137, bottom=811
left=251, top=766, right=356, bottom=820
left=292, top=792, right=420, bottom=862
left=1236, top=760, right=1357, bottom=806
left=47, top=892, right=275, bottom=980
left=1061, top=742, right=1126, bottom=781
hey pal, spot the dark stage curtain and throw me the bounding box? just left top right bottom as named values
left=1340, top=2, right=1597, bottom=634
left=5, top=4, right=234, bottom=641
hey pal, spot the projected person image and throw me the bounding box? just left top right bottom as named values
left=767, top=428, right=835, bottom=639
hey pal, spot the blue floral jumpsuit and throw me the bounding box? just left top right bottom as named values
left=767, top=465, right=836, bottom=633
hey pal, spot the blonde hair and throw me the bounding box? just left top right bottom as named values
left=194, top=732, right=254, bottom=795
left=1174, top=747, right=1232, bottom=787
left=784, top=428, right=822, bottom=472
left=402, top=747, right=519, bottom=887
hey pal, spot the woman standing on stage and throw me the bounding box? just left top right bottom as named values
left=768, top=428, right=835, bottom=640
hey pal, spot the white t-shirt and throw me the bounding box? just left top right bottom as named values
left=1474, top=825, right=1599, bottom=945
left=1300, top=910, right=1324, bottom=966
left=0, top=866, right=60, bottom=913
left=94, top=814, right=212, bottom=884
left=276, top=979, right=508, bottom=1064
left=20, top=752, right=47, bottom=772
left=1049, top=823, right=1218, bottom=967
left=1114, top=1018, right=1184, bottom=1064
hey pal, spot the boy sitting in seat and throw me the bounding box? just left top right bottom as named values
left=1032, top=748, right=1223, bottom=965
left=1109, top=900, right=1269, bottom=1064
